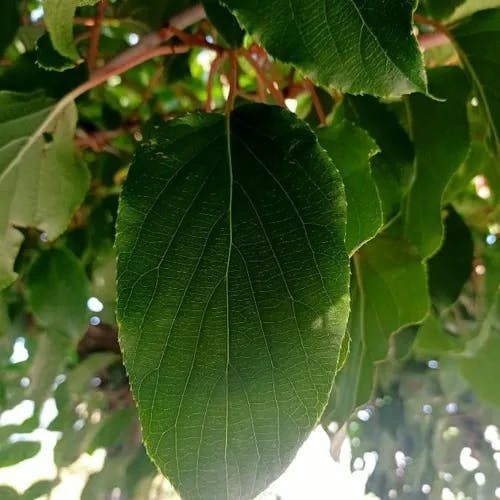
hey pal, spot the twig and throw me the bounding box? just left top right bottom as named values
left=418, top=31, right=450, bottom=49
left=303, top=78, right=326, bottom=125
left=240, top=51, right=285, bottom=107
left=168, top=25, right=223, bottom=53
left=226, top=52, right=238, bottom=114
left=88, top=0, right=106, bottom=70
left=414, top=13, right=453, bottom=49
left=206, top=54, right=225, bottom=112
left=2, top=4, right=207, bottom=180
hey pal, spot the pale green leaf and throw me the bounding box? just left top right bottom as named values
left=43, top=0, right=100, bottom=61
left=223, top=0, right=427, bottom=97
left=0, top=91, right=89, bottom=289
left=452, top=8, right=500, bottom=154
left=317, top=116, right=382, bottom=254
left=414, top=314, right=464, bottom=355
left=450, top=0, right=500, bottom=20
left=353, top=235, right=430, bottom=361
left=27, top=332, right=70, bottom=405
left=423, top=0, right=465, bottom=19
left=460, top=288, right=500, bottom=405
left=116, top=104, right=350, bottom=499
left=0, top=441, right=41, bottom=467
left=404, top=67, right=470, bottom=259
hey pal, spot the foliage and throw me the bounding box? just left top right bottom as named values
left=0, top=1, right=499, bottom=499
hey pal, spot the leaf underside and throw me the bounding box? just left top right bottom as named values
left=116, top=104, right=350, bottom=500
left=223, top=0, right=427, bottom=97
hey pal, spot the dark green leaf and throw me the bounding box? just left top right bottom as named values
left=116, top=103, right=350, bottom=499
left=317, top=116, right=382, bottom=254
left=0, top=92, right=89, bottom=289
left=0, top=51, right=88, bottom=98
left=26, top=249, right=90, bottom=338
left=203, top=0, right=245, bottom=48
left=452, top=8, right=500, bottom=154
left=343, top=95, right=414, bottom=224
left=36, top=33, right=77, bottom=72
left=0, top=0, right=21, bottom=58
left=404, top=66, right=470, bottom=258
left=223, top=0, right=427, bottom=97
left=428, top=207, right=473, bottom=310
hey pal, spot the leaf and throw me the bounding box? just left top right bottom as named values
left=0, top=441, right=41, bottom=467
left=43, top=0, right=100, bottom=61
left=428, top=207, right=473, bottom=310
left=423, top=0, right=465, bottom=19
left=450, top=0, right=500, bottom=20
left=223, top=0, right=427, bottom=97
left=203, top=0, right=245, bottom=48
left=343, top=95, right=415, bottom=224
left=0, top=91, right=89, bottom=289
left=324, top=278, right=375, bottom=424
left=26, top=249, right=90, bottom=338
left=0, top=51, right=88, bottom=99
left=452, top=8, right=500, bottom=155
left=460, top=288, right=500, bottom=405
left=88, top=407, right=135, bottom=453
left=353, top=235, right=430, bottom=362
left=0, top=0, right=21, bottom=58
left=317, top=116, right=382, bottom=254
left=26, top=332, right=70, bottom=405
left=414, top=313, right=464, bottom=355
left=36, top=33, right=77, bottom=72
left=404, top=67, right=470, bottom=259
left=23, top=480, right=56, bottom=500
left=116, top=103, right=350, bottom=499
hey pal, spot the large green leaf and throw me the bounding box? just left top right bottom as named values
left=452, top=8, right=500, bottom=155
left=404, top=67, right=470, bottom=259
left=326, top=234, right=430, bottom=424
left=0, top=91, right=89, bottom=289
left=317, top=116, right=382, bottom=254
left=116, top=104, right=350, bottom=499
left=43, top=0, right=100, bottom=61
left=25, top=248, right=90, bottom=338
left=223, top=0, right=427, bottom=97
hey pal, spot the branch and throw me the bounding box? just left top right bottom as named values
left=414, top=13, right=453, bottom=50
